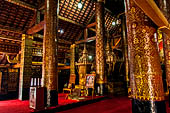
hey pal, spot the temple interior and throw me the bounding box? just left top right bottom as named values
left=0, top=0, right=170, bottom=113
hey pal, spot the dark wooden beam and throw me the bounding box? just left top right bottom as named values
left=58, top=16, right=84, bottom=27
left=0, top=35, right=21, bottom=42
left=89, top=28, right=96, bottom=32
left=5, top=0, right=36, bottom=11
left=75, top=36, right=96, bottom=44
left=0, top=27, right=23, bottom=34
left=58, top=66, right=70, bottom=70
left=58, top=39, right=72, bottom=45
left=27, top=20, right=45, bottom=34
left=33, top=34, right=72, bottom=45
left=27, top=16, right=85, bottom=35
left=87, top=22, right=96, bottom=28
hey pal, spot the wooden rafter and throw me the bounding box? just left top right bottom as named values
left=27, top=15, right=85, bottom=35
left=5, top=0, right=36, bottom=11
left=0, top=35, right=21, bottom=42
left=58, top=16, right=84, bottom=27
left=87, top=22, right=96, bottom=28
left=75, top=36, right=96, bottom=44
left=27, top=20, right=45, bottom=34
left=33, top=34, right=72, bottom=45
left=0, top=27, right=23, bottom=34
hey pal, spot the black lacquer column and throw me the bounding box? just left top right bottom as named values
left=19, top=34, right=33, bottom=100
left=121, top=14, right=129, bottom=94
left=42, top=0, right=58, bottom=107
left=125, top=0, right=166, bottom=112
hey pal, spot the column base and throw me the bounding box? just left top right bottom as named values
left=46, top=89, right=58, bottom=107
left=18, top=88, right=29, bottom=100
left=96, top=83, right=106, bottom=96
left=132, top=99, right=166, bottom=113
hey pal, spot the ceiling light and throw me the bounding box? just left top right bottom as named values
left=112, top=21, right=116, bottom=26
left=78, top=3, right=83, bottom=9
left=60, top=29, right=64, bottom=34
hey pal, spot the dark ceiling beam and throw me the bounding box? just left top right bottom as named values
left=58, top=16, right=84, bottom=27
left=87, top=22, right=96, bottom=28
left=58, top=39, right=72, bottom=45
left=0, top=35, right=21, bottom=42
left=75, top=36, right=96, bottom=44
left=27, top=15, right=85, bottom=35
left=27, top=16, right=87, bottom=34
left=89, top=28, right=96, bottom=32
left=5, top=0, right=36, bottom=11
left=0, top=27, right=23, bottom=34
left=0, top=40, right=21, bottom=46
left=33, top=34, right=72, bottom=45
left=27, top=20, right=45, bottom=34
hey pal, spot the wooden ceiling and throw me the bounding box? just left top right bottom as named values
left=0, top=0, right=120, bottom=54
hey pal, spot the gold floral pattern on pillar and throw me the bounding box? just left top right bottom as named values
left=70, top=44, right=76, bottom=75
left=163, top=31, right=170, bottom=86
left=125, top=0, right=164, bottom=101
left=96, top=2, right=105, bottom=84
left=158, top=0, right=170, bottom=87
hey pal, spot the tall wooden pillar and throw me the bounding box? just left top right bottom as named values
left=125, top=0, right=166, bottom=113
left=121, top=15, right=129, bottom=90
left=70, top=44, right=76, bottom=75
left=19, top=34, right=33, bottom=100
left=158, top=0, right=170, bottom=95
left=158, top=0, right=170, bottom=106
left=42, top=0, right=58, bottom=107
left=95, top=0, right=106, bottom=95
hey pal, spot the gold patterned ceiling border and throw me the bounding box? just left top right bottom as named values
left=5, top=0, right=36, bottom=11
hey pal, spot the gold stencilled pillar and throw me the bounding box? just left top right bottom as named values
left=125, top=0, right=166, bottom=113
left=42, top=0, right=58, bottom=107
left=70, top=44, right=76, bottom=75
left=158, top=0, right=170, bottom=94
left=70, top=44, right=76, bottom=83
left=19, top=34, right=33, bottom=100
left=95, top=0, right=106, bottom=95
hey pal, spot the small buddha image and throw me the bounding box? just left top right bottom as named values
left=86, top=76, right=94, bottom=88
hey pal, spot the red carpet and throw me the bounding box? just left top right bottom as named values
left=0, top=95, right=169, bottom=113
left=58, top=97, right=170, bottom=113
left=58, top=97, right=132, bottom=113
